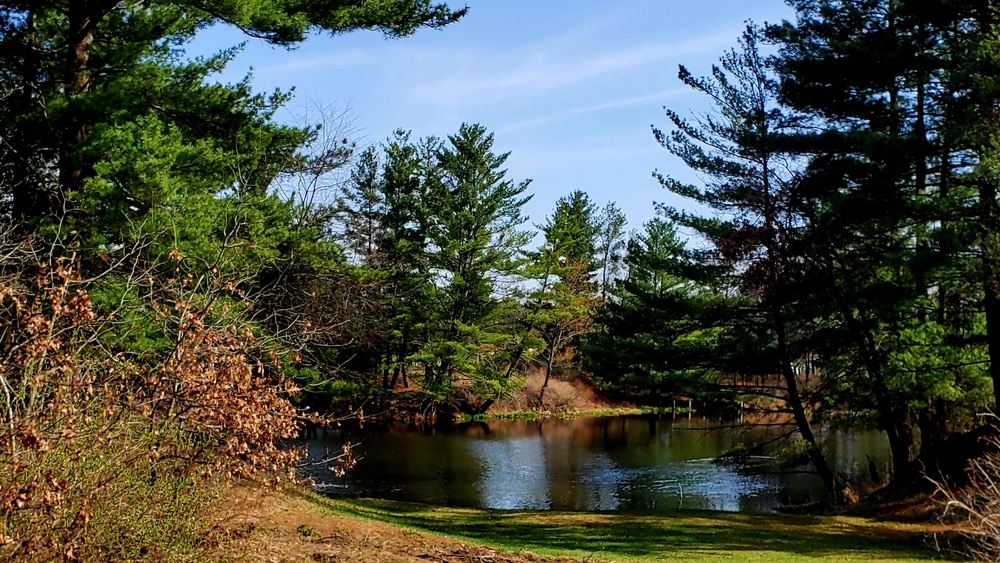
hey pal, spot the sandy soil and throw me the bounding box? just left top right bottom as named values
left=206, top=486, right=575, bottom=563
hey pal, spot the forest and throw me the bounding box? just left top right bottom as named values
left=2, top=0, right=1000, bottom=561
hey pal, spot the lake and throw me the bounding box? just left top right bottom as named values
left=292, top=415, right=889, bottom=514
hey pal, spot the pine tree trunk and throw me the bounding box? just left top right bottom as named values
left=973, top=0, right=1000, bottom=417
left=59, top=1, right=117, bottom=219
left=392, top=333, right=409, bottom=390
left=538, top=351, right=556, bottom=407
left=12, top=9, right=43, bottom=222
left=979, top=178, right=1000, bottom=412
left=61, top=2, right=95, bottom=205
left=840, top=294, right=914, bottom=482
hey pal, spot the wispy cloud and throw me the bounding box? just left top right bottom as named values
left=261, top=49, right=372, bottom=72
left=498, top=87, right=688, bottom=134
left=408, top=28, right=739, bottom=108
left=513, top=140, right=663, bottom=171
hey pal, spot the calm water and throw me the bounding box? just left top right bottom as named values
left=292, top=415, right=889, bottom=514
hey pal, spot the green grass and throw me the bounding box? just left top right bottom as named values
left=304, top=494, right=957, bottom=562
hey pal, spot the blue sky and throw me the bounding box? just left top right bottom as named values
left=192, top=1, right=794, bottom=234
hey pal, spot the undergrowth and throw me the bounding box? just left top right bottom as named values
left=0, top=241, right=306, bottom=561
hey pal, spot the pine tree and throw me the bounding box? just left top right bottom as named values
left=340, top=146, right=387, bottom=265
left=0, top=1, right=465, bottom=250
left=586, top=218, right=734, bottom=405
left=768, top=0, right=994, bottom=478
left=541, top=190, right=600, bottom=273
left=378, top=130, right=438, bottom=390
left=419, top=123, right=533, bottom=406
left=648, top=27, right=839, bottom=493
left=528, top=191, right=602, bottom=403
left=595, top=202, right=628, bottom=300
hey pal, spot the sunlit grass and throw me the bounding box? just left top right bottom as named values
left=304, top=493, right=957, bottom=562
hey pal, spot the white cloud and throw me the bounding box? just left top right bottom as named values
left=261, top=49, right=372, bottom=72
left=514, top=141, right=663, bottom=171
left=498, top=87, right=688, bottom=134
left=407, top=28, right=739, bottom=108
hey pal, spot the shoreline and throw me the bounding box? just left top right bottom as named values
left=456, top=405, right=696, bottom=423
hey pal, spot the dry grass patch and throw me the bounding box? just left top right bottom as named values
left=208, top=485, right=575, bottom=562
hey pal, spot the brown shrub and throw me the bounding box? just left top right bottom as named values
left=493, top=366, right=606, bottom=414
left=934, top=430, right=1000, bottom=562
left=0, top=246, right=302, bottom=561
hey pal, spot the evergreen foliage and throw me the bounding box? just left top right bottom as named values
left=587, top=3, right=1000, bottom=494
left=595, top=201, right=628, bottom=300
left=420, top=123, right=533, bottom=402
left=7, top=0, right=1000, bottom=521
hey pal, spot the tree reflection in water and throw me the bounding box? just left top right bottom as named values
left=294, top=416, right=889, bottom=514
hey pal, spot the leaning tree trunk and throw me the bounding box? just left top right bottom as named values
left=772, top=306, right=839, bottom=496
left=537, top=330, right=562, bottom=406
left=537, top=350, right=556, bottom=407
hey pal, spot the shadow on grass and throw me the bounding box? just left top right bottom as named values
left=329, top=498, right=954, bottom=562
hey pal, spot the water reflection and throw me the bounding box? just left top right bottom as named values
left=293, top=416, right=889, bottom=514
left=470, top=436, right=550, bottom=509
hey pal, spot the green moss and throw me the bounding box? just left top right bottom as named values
left=296, top=523, right=320, bottom=538
left=491, top=411, right=539, bottom=420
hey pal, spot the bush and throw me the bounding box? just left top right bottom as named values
left=0, top=243, right=302, bottom=561
left=934, top=430, right=1000, bottom=562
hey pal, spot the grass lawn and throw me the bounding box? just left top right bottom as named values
left=312, top=496, right=959, bottom=562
